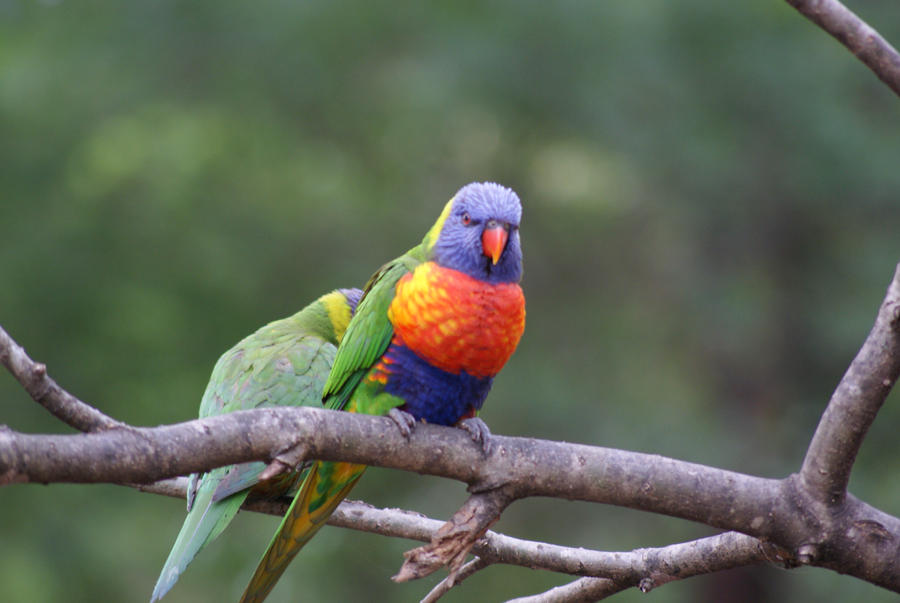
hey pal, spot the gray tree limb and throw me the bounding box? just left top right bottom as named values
left=800, top=264, right=900, bottom=503
left=0, top=325, right=123, bottom=432
left=1, top=397, right=899, bottom=590
left=786, top=0, right=900, bottom=98
left=508, top=577, right=622, bottom=603
left=420, top=558, right=491, bottom=603
left=509, top=530, right=774, bottom=602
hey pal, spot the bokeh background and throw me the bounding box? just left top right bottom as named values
left=2, top=1, right=899, bottom=601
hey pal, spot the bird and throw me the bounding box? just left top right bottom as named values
left=151, top=287, right=363, bottom=602
left=239, top=182, right=526, bottom=603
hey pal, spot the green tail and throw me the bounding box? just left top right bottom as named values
left=239, top=461, right=366, bottom=603
left=151, top=466, right=251, bottom=602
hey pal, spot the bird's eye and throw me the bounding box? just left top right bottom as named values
left=461, top=212, right=472, bottom=225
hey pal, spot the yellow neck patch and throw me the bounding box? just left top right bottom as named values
left=322, top=291, right=353, bottom=343
left=421, top=198, right=454, bottom=253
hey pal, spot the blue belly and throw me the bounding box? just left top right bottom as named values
left=382, top=342, right=493, bottom=426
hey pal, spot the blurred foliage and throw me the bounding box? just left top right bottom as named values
left=2, top=1, right=899, bottom=601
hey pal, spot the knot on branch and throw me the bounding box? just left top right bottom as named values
left=889, top=301, right=900, bottom=332
left=759, top=541, right=798, bottom=569
left=848, top=519, right=891, bottom=543
left=796, top=543, right=819, bottom=565
left=28, top=362, right=50, bottom=400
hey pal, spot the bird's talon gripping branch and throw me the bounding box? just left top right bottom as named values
left=458, top=417, right=494, bottom=457
left=388, top=408, right=417, bottom=440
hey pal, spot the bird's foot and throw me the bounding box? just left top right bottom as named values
left=186, top=473, right=200, bottom=512
left=388, top=408, right=417, bottom=439
left=457, top=417, right=493, bottom=456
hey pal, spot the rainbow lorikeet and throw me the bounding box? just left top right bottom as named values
left=151, top=288, right=363, bottom=602
left=239, top=182, right=526, bottom=602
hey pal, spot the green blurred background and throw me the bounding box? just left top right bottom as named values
left=2, top=1, right=899, bottom=601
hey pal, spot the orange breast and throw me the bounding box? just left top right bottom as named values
left=388, top=262, right=525, bottom=378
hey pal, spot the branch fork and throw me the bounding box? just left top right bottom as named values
left=394, top=486, right=517, bottom=583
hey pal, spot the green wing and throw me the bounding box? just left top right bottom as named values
left=323, top=254, right=420, bottom=409
left=151, top=289, right=359, bottom=602
left=237, top=253, right=423, bottom=603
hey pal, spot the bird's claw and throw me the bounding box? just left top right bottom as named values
left=186, top=473, right=199, bottom=512
left=388, top=408, right=417, bottom=439
left=458, top=417, right=493, bottom=456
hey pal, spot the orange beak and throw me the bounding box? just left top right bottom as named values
left=481, top=223, right=509, bottom=265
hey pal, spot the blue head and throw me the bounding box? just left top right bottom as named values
left=427, top=182, right=523, bottom=284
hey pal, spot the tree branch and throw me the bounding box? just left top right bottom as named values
left=510, top=530, right=778, bottom=602
left=419, top=557, right=491, bottom=603
left=801, top=263, right=900, bottom=503
left=138, top=476, right=779, bottom=599
left=508, top=577, right=623, bottom=603
left=0, top=325, right=123, bottom=432
left=2, top=403, right=899, bottom=590
left=785, top=0, right=900, bottom=98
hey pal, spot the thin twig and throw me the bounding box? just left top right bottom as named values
left=507, top=577, right=623, bottom=603
left=0, top=325, right=123, bottom=432
left=800, top=263, right=900, bottom=504
left=785, top=0, right=900, bottom=98
left=507, top=531, right=781, bottom=602
left=420, top=557, right=491, bottom=603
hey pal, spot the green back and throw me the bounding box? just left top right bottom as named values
left=199, top=289, right=352, bottom=419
